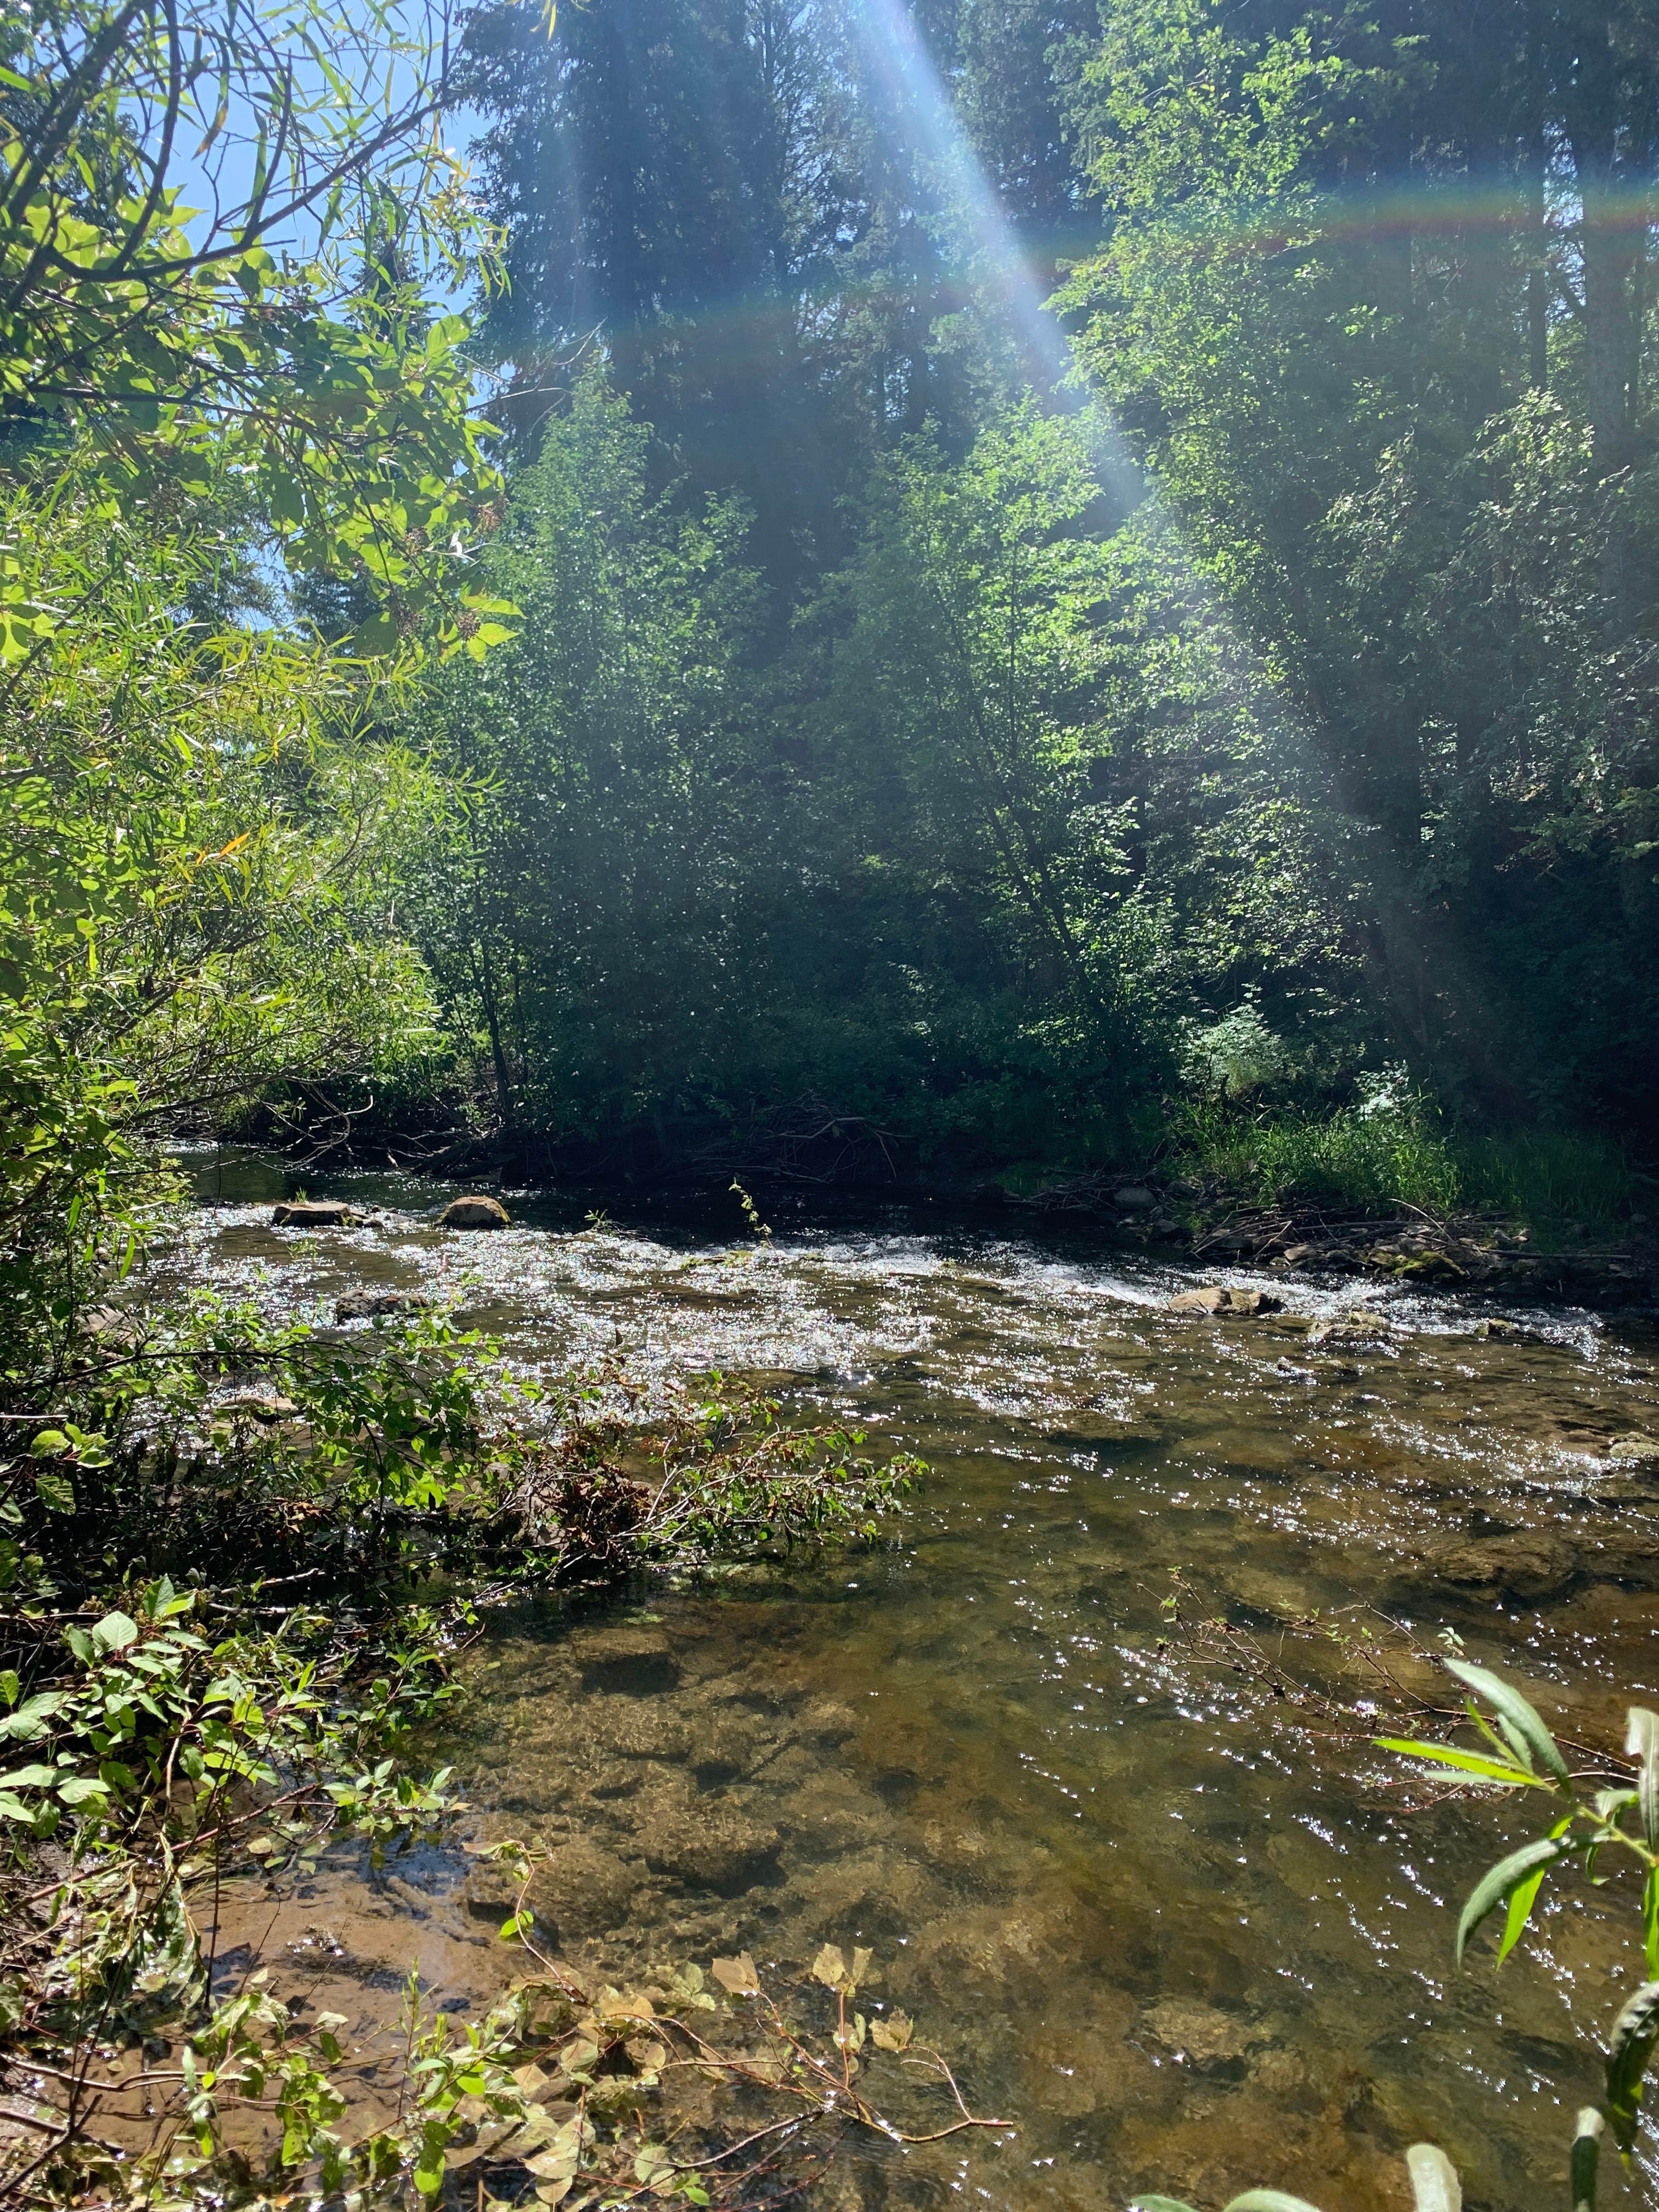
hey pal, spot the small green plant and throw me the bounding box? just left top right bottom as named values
left=729, top=1180, right=772, bottom=1243
left=1382, top=1657, right=1659, bottom=2186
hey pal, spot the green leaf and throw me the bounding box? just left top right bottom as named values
left=1375, top=1738, right=1534, bottom=1786
left=1606, top=1979, right=1659, bottom=2155
left=56, top=1774, right=110, bottom=1805
left=28, top=1430, right=69, bottom=1459
left=91, top=1610, right=138, bottom=1652
left=1573, top=2107, right=1604, bottom=2212
left=1456, top=1835, right=1582, bottom=1964
left=1224, top=2194, right=1327, bottom=2212
left=1627, top=1708, right=1659, bottom=1849
left=1129, top=2199, right=1200, bottom=2212
left=0, top=1691, right=61, bottom=1740
left=1645, top=1868, right=1659, bottom=1980
left=34, top=1469, right=75, bottom=1514
left=1443, top=1658, right=1571, bottom=1787
left=1497, top=1864, right=1549, bottom=1965
left=1403, top=2143, right=1460, bottom=2212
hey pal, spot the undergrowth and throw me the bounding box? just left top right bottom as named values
left=0, top=1293, right=935, bottom=2206
left=1169, top=1097, right=1632, bottom=1235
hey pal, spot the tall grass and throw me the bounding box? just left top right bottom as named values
left=1172, top=1102, right=1631, bottom=1236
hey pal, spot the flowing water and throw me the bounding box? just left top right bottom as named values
left=176, top=1156, right=1659, bottom=2211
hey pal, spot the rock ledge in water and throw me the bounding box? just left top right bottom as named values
left=439, top=1194, right=510, bottom=1229
left=334, top=1291, right=432, bottom=1324
left=272, top=1200, right=368, bottom=1229
left=1169, top=1284, right=1283, bottom=1317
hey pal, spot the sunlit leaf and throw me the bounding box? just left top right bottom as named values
left=1404, top=2143, right=1460, bottom=2212
left=1375, top=1738, right=1534, bottom=1787
left=1627, top=1708, right=1659, bottom=1849
left=1456, top=1835, right=1582, bottom=1965
left=1606, top=1979, right=1659, bottom=2155
left=1572, top=2107, right=1604, bottom=2212
left=1443, top=1658, right=1571, bottom=1787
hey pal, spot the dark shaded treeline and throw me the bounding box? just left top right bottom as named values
left=395, top=0, right=1659, bottom=1177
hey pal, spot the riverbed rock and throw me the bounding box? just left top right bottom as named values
left=641, top=1810, right=782, bottom=1896
left=334, top=1291, right=432, bottom=1324
left=1043, top=1409, right=1166, bottom=1452
left=1141, top=1997, right=1266, bottom=2067
left=218, top=1392, right=300, bottom=1424
left=577, top=1629, right=681, bottom=1697
left=1114, top=1184, right=1156, bottom=1212
left=438, top=1194, right=510, bottom=1229
left=272, top=1200, right=365, bottom=1229
left=1406, top=1526, right=1659, bottom=1604
left=1307, top=1311, right=1393, bottom=1351
left=80, top=1304, right=140, bottom=1346
left=1169, top=1285, right=1283, bottom=1317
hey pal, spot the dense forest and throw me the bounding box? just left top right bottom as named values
left=418, top=0, right=1659, bottom=1177
left=13, top=0, right=1656, bottom=1228
left=4, top=0, right=1659, bottom=2204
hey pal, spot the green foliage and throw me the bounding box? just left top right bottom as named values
left=0, top=0, right=511, bottom=658
left=1169, top=1078, right=1463, bottom=1214
left=1382, top=1661, right=1659, bottom=2185
left=0, top=490, right=458, bottom=1387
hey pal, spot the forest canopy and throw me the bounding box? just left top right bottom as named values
left=5, top=0, right=1659, bottom=1228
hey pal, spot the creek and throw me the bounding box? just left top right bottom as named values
left=175, top=1155, right=1659, bottom=2211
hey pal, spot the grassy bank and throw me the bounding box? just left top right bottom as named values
left=1165, top=1102, right=1635, bottom=1243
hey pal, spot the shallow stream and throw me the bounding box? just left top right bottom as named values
left=176, top=1159, right=1659, bottom=2210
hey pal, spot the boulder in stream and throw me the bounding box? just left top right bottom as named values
left=438, top=1194, right=510, bottom=1229
left=1169, top=1285, right=1283, bottom=1317
left=334, top=1291, right=432, bottom=1323
left=272, top=1200, right=367, bottom=1229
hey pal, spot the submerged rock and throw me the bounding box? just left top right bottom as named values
left=1406, top=1526, right=1659, bottom=1604
left=1043, top=1410, right=1166, bottom=1452
left=439, top=1193, right=510, bottom=1229
left=578, top=1629, right=681, bottom=1697
left=218, top=1392, right=300, bottom=1424
left=641, top=1810, right=782, bottom=1896
left=1169, top=1285, right=1284, bottom=1317
left=334, top=1291, right=432, bottom=1323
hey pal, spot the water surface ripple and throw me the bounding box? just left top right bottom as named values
left=178, top=1164, right=1659, bottom=2210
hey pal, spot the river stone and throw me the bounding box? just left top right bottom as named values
left=525, top=1838, right=647, bottom=1937
left=1114, top=1184, right=1156, bottom=1211
left=641, top=1810, right=782, bottom=1895
left=218, top=1392, right=300, bottom=1423
left=272, top=1200, right=363, bottom=1228
left=1141, top=1998, right=1265, bottom=2066
left=1408, top=1527, right=1659, bottom=1603
left=1044, top=1410, right=1165, bottom=1452
left=1169, top=1285, right=1283, bottom=1317
left=439, top=1193, right=510, bottom=1229
left=577, top=1629, right=681, bottom=1696
left=334, top=1291, right=432, bottom=1323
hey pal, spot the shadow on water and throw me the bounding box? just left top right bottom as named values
left=174, top=1148, right=1659, bottom=2210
